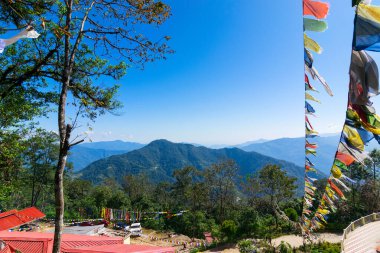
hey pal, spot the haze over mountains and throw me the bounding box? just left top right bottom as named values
left=69, top=135, right=349, bottom=174
left=240, top=135, right=340, bottom=174
left=68, top=141, right=144, bottom=171
left=76, top=139, right=307, bottom=190
left=69, top=134, right=380, bottom=181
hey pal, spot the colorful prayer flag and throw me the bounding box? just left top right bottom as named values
left=304, top=18, right=328, bottom=32
left=303, top=0, right=330, bottom=19
left=354, top=3, right=380, bottom=51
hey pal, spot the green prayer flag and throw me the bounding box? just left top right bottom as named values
left=334, top=159, right=348, bottom=171
left=304, top=18, right=328, bottom=32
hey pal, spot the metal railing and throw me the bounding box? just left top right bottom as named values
left=341, top=212, right=380, bottom=252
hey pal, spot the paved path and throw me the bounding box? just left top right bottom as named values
left=203, top=233, right=342, bottom=252
left=343, top=221, right=380, bottom=253
left=272, top=233, right=342, bottom=248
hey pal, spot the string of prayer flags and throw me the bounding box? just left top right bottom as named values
left=306, top=1, right=380, bottom=235
left=0, top=27, right=40, bottom=53
left=100, top=208, right=189, bottom=222
left=302, top=0, right=332, bottom=238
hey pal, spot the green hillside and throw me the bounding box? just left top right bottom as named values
left=78, top=139, right=317, bottom=190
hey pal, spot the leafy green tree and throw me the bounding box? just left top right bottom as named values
left=204, top=160, right=238, bottom=222
left=123, top=173, right=155, bottom=205
left=174, top=211, right=210, bottom=239
left=237, top=207, right=260, bottom=237
left=107, top=190, right=131, bottom=209
left=369, top=149, right=380, bottom=180
left=221, top=220, right=237, bottom=242
left=284, top=208, right=298, bottom=222
left=257, top=164, right=297, bottom=205
left=153, top=181, right=173, bottom=210
left=237, top=240, right=256, bottom=253
left=23, top=129, right=59, bottom=207
left=172, top=166, right=207, bottom=211
left=245, top=164, right=296, bottom=228
left=1, top=1, right=172, bottom=250
left=277, top=241, right=292, bottom=253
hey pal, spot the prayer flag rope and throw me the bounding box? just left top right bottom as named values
left=303, top=1, right=380, bottom=236
left=301, top=0, right=333, bottom=237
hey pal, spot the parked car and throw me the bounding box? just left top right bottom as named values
left=127, top=223, right=142, bottom=236
left=94, top=219, right=109, bottom=227
left=18, top=224, right=32, bottom=231
left=79, top=221, right=94, bottom=226
left=115, top=222, right=128, bottom=230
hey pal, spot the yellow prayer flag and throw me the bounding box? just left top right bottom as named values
left=358, top=3, right=380, bottom=24
left=331, top=165, right=342, bottom=178
left=304, top=33, right=322, bottom=54
left=306, top=92, right=321, bottom=103
left=343, top=125, right=364, bottom=151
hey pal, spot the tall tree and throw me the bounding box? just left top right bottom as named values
left=2, top=1, right=172, bottom=251
left=204, top=160, right=238, bottom=222
left=24, top=129, right=59, bottom=207
left=246, top=164, right=297, bottom=227
left=172, top=166, right=205, bottom=210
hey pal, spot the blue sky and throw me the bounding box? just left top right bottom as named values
left=39, top=0, right=380, bottom=145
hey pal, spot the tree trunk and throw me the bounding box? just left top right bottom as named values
left=31, top=165, right=36, bottom=207
left=52, top=125, right=71, bottom=253
left=52, top=0, right=73, bottom=251
left=52, top=154, right=66, bottom=253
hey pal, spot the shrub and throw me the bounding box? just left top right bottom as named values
left=221, top=220, right=238, bottom=242
left=237, top=239, right=256, bottom=253
left=278, top=241, right=292, bottom=253
left=284, top=208, right=298, bottom=222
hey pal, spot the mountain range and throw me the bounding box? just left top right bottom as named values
left=68, top=135, right=341, bottom=174
left=69, top=134, right=380, bottom=175
left=68, top=141, right=144, bottom=171
left=76, top=139, right=314, bottom=192
left=239, top=135, right=340, bottom=174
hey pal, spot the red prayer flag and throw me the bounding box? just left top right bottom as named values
left=336, top=152, right=355, bottom=166
left=328, top=179, right=344, bottom=198
left=303, top=0, right=329, bottom=19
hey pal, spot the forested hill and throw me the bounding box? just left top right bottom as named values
left=68, top=141, right=145, bottom=171
left=78, top=139, right=316, bottom=187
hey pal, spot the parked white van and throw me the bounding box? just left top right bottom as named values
left=127, top=223, right=142, bottom=236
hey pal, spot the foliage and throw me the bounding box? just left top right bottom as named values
left=238, top=239, right=257, bottom=253
left=172, top=211, right=210, bottom=239
left=297, top=242, right=340, bottom=253
left=277, top=241, right=292, bottom=253
left=284, top=208, right=298, bottom=222
left=221, top=220, right=238, bottom=242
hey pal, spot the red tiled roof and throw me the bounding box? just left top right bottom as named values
left=62, top=244, right=177, bottom=253
left=0, top=207, right=45, bottom=231
left=0, top=243, right=17, bottom=253
left=0, top=232, right=124, bottom=253
left=0, top=232, right=52, bottom=252
left=204, top=232, right=213, bottom=243
left=61, top=234, right=123, bottom=250
left=17, top=207, right=45, bottom=221
left=0, top=211, right=17, bottom=219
